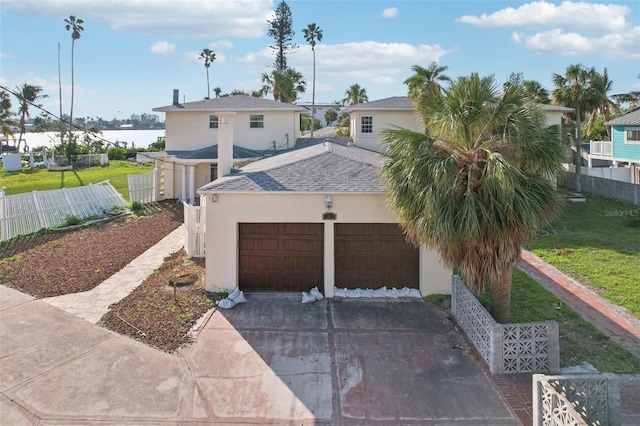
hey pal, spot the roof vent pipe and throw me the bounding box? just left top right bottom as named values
left=173, top=89, right=179, bottom=105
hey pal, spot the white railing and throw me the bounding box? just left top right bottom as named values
left=127, top=172, right=156, bottom=204
left=183, top=201, right=205, bottom=258
left=0, top=181, right=127, bottom=242
left=451, top=275, right=560, bottom=374
left=590, top=140, right=613, bottom=157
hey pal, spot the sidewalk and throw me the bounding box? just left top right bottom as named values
left=42, top=227, right=185, bottom=324
left=487, top=249, right=640, bottom=426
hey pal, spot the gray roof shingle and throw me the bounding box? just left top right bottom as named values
left=166, top=145, right=263, bottom=160
left=199, top=142, right=386, bottom=193
left=605, top=109, right=640, bottom=126
left=342, top=96, right=416, bottom=112
left=153, top=94, right=307, bottom=112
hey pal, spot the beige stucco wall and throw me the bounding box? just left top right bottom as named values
left=348, top=110, right=423, bottom=152
left=543, top=110, right=565, bottom=127
left=203, top=192, right=451, bottom=296
left=165, top=110, right=302, bottom=151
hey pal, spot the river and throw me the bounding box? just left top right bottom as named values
left=14, top=129, right=166, bottom=150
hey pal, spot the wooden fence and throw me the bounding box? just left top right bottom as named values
left=127, top=172, right=156, bottom=204
left=0, top=181, right=127, bottom=242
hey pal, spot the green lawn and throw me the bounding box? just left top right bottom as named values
left=0, top=161, right=154, bottom=202
left=526, top=195, right=640, bottom=319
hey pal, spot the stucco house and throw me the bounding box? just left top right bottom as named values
left=342, top=97, right=573, bottom=153
left=588, top=108, right=640, bottom=184
left=150, top=91, right=307, bottom=203
left=297, top=101, right=341, bottom=127
left=197, top=139, right=451, bottom=297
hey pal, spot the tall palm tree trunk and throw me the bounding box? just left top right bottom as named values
left=206, top=68, right=210, bottom=99
left=575, top=106, right=582, bottom=193
left=69, top=38, right=75, bottom=137
left=58, top=42, right=65, bottom=151
left=311, top=48, right=316, bottom=138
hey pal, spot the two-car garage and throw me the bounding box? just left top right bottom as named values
left=239, top=222, right=419, bottom=292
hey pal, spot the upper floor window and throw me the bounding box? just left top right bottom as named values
left=360, top=115, right=373, bottom=134
left=625, top=129, right=640, bottom=143
left=250, top=114, right=264, bottom=129
left=209, top=115, right=219, bottom=129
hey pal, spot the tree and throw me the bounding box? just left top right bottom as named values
left=303, top=23, right=323, bottom=137
left=586, top=67, right=614, bottom=140
left=261, top=68, right=306, bottom=103
left=0, top=90, right=15, bottom=139
left=64, top=15, right=84, bottom=138
left=15, top=83, right=48, bottom=152
left=214, top=87, right=222, bottom=98
left=324, top=107, right=338, bottom=126
left=267, top=0, right=297, bottom=71
left=504, top=73, right=550, bottom=104
left=404, top=62, right=450, bottom=113
left=343, top=84, right=368, bottom=105
left=552, top=64, right=600, bottom=193
left=198, top=48, right=216, bottom=99
left=381, top=73, right=565, bottom=323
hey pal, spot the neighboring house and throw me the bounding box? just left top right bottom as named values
left=197, top=140, right=451, bottom=297
left=297, top=102, right=341, bottom=127
left=588, top=109, right=640, bottom=184
left=150, top=91, right=307, bottom=203
left=342, top=97, right=572, bottom=153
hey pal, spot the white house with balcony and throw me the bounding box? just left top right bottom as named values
left=588, top=109, right=640, bottom=184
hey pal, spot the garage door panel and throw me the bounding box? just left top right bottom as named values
left=239, top=223, right=323, bottom=291
left=335, top=223, right=418, bottom=290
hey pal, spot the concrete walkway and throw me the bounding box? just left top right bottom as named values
left=42, top=227, right=184, bottom=324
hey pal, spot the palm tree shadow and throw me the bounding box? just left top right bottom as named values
left=73, top=170, right=84, bottom=186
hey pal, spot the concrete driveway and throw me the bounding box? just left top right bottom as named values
left=1, top=287, right=519, bottom=425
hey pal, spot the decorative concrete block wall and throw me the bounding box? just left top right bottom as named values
left=560, top=171, right=640, bottom=206
left=451, top=275, right=560, bottom=375
left=533, top=374, right=620, bottom=425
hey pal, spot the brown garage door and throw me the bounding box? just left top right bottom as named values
left=239, top=223, right=323, bottom=291
left=335, top=223, right=419, bottom=289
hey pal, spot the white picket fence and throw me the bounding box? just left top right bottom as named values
left=183, top=201, right=205, bottom=258
left=127, top=172, right=156, bottom=204
left=0, top=181, right=127, bottom=242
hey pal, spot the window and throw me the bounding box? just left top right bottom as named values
left=360, top=115, right=373, bottom=134
left=210, top=164, right=218, bottom=181
left=626, top=129, right=640, bottom=143
left=249, top=114, right=264, bottom=129
left=209, top=115, right=219, bottom=129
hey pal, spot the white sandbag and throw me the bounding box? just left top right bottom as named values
left=397, top=287, right=411, bottom=297
left=384, top=287, right=399, bottom=298
left=370, top=286, right=387, bottom=298
left=345, top=288, right=361, bottom=298
left=302, top=291, right=316, bottom=303
left=228, top=287, right=241, bottom=301
left=218, top=298, right=236, bottom=309
left=407, top=288, right=422, bottom=298
left=334, top=287, right=347, bottom=297
left=310, top=287, right=324, bottom=301
left=232, top=290, right=247, bottom=304
left=360, top=289, right=373, bottom=298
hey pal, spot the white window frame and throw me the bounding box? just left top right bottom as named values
left=624, top=127, right=640, bottom=144
left=249, top=114, right=264, bottom=129
left=360, top=115, right=374, bottom=135
left=209, top=115, right=219, bottom=130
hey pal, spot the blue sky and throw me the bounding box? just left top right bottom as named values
left=1, top=0, right=639, bottom=121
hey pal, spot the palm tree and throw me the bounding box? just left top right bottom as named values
left=214, top=87, right=222, bottom=98
left=64, top=15, right=84, bottom=136
left=381, top=73, right=565, bottom=323
left=261, top=68, right=306, bottom=103
left=552, top=64, right=600, bottom=193
left=14, top=83, right=48, bottom=152
left=521, top=80, right=550, bottom=104
left=0, top=91, right=15, bottom=139
left=302, top=23, right=323, bottom=137
left=586, top=68, right=614, bottom=140
left=342, top=84, right=368, bottom=105
left=403, top=62, right=450, bottom=109
left=198, top=48, right=216, bottom=99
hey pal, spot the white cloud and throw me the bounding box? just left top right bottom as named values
left=381, top=7, right=398, bottom=18
left=0, top=52, right=9, bottom=59
left=457, top=1, right=630, bottom=33
left=1, top=0, right=273, bottom=39
left=208, top=40, right=233, bottom=50
left=149, top=41, right=175, bottom=55
left=513, top=27, right=640, bottom=60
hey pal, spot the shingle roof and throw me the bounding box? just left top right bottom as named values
left=166, top=145, right=263, bottom=160
left=199, top=142, right=386, bottom=193
left=540, top=104, right=575, bottom=113
left=605, top=109, right=640, bottom=126
left=342, top=96, right=416, bottom=112
left=153, top=95, right=307, bottom=112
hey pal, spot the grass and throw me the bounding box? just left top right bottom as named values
left=526, top=195, right=640, bottom=319
left=0, top=160, right=154, bottom=202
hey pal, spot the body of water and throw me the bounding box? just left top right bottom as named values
left=14, top=129, right=166, bottom=150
